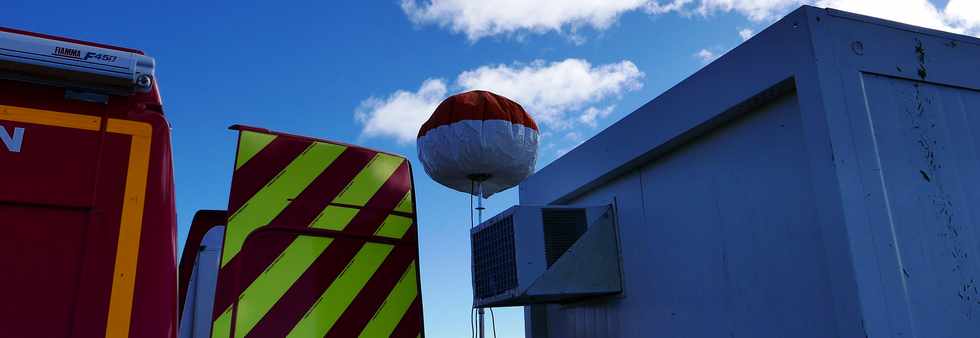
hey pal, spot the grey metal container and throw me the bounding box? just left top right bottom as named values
left=518, top=5, right=980, bottom=338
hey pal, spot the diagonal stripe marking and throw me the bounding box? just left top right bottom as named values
left=241, top=240, right=362, bottom=338
left=306, top=153, right=405, bottom=233
left=240, top=163, right=412, bottom=337
left=223, top=152, right=409, bottom=336
left=333, top=153, right=404, bottom=206
left=286, top=243, right=394, bottom=338
left=340, top=163, right=412, bottom=237
left=214, top=202, right=364, bottom=336
left=358, top=262, right=419, bottom=338
left=323, top=229, right=417, bottom=338
left=216, top=236, right=333, bottom=338
left=227, top=138, right=311, bottom=214
left=212, top=306, right=232, bottom=338
left=311, top=206, right=359, bottom=230
left=235, top=131, right=277, bottom=170
left=213, top=148, right=376, bottom=318
left=394, top=191, right=413, bottom=214
left=374, top=215, right=414, bottom=239
left=389, top=298, right=423, bottom=338
left=221, top=142, right=346, bottom=267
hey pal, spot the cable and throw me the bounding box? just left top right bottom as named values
left=489, top=308, right=497, bottom=338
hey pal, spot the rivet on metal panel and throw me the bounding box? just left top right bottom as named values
left=851, top=41, right=865, bottom=55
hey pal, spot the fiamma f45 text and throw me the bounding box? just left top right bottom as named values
left=0, top=29, right=154, bottom=94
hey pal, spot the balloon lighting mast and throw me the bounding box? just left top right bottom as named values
left=416, top=91, right=539, bottom=338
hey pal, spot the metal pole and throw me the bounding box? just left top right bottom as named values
left=476, top=181, right=486, bottom=338
left=478, top=308, right=485, bottom=338
left=476, top=181, right=485, bottom=223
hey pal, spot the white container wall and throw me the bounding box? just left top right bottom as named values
left=518, top=6, right=980, bottom=338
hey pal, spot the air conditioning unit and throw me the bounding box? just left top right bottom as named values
left=470, top=205, right=622, bottom=308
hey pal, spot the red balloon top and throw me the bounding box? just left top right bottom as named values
left=417, top=90, right=539, bottom=138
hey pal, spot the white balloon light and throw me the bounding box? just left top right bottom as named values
left=417, top=90, right=539, bottom=338
left=417, top=90, right=539, bottom=198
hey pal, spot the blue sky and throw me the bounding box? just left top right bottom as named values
left=3, top=0, right=977, bottom=337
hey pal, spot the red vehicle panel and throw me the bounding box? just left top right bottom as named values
left=0, top=28, right=177, bottom=338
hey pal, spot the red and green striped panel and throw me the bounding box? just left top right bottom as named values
left=212, top=127, right=424, bottom=338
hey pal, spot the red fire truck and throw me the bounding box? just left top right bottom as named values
left=0, top=28, right=424, bottom=338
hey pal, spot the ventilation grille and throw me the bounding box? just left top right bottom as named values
left=472, top=215, right=518, bottom=299
left=542, top=208, right=587, bottom=267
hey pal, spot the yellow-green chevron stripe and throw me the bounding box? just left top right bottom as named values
left=333, top=153, right=404, bottom=206
left=213, top=206, right=365, bottom=338
left=394, top=191, right=413, bottom=214
left=235, top=131, right=277, bottom=170
left=286, top=243, right=394, bottom=338
left=221, top=142, right=346, bottom=267
left=374, top=215, right=413, bottom=239
left=358, top=261, right=418, bottom=338
left=211, top=307, right=232, bottom=338
left=218, top=147, right=418, bottom=338
left=310, top=206, right=359, bottom=230
left=217, top=236, right=333, bottom=338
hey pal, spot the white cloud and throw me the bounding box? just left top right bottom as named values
left=404, top=0, right=980, bottom=41
left=654, top=0, right=956, bottom=28
left=401, top=0, right=650, bottom=41
left=687, top=0, right=979, bottom=36
left=695, top=0, right=801, bottom=21
left=356, top=59, right=644, bottom=143
left=555, top=134, right=587, bottom=156
left=555, top=143, right=582, bottom=157
left=645, top=0, right=694, bottom=14
left=694, top=48, right=718, bottom=62
left=815, top=0, right=957, bottom=33
left=355, top=79, right=448, bottom=144
left=944, top=0, right=980, bottom=35
left=739, top=28, right=754, bottom=40
left=378, top=1, right=979, bottom=143
left=579, top=105, right=616, bottom=127
left=456, top=59, right=643, bottom=128
left=564, top=131, right=582, bottom=142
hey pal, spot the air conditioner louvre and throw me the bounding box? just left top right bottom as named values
left=542, top=208, right=587, bottom=267
left=471, top=205, right=623, bottom=308
left=471, top=215, right=518, bottom=299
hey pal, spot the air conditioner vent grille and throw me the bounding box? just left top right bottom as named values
left=542, top=208, right=587, bottom=267
left=472, top=215, right=518, bottom=299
